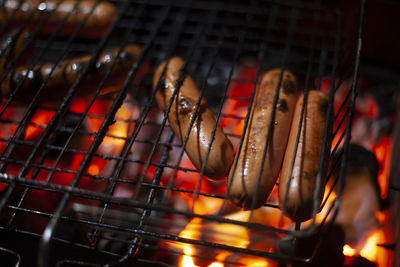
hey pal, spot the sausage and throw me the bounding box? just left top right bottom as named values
left=279, top=90, right=332, bottom=222
left=152, top=57, right=234, bottom=179
left=228, top=69, right=298, bottom=209
left=0, top=44, right=142, bottom=104
left=0, top=0, right=117, bottom=38
left=0, top=30, right=31, bottom=71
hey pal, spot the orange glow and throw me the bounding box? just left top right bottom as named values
left=173, top=217, right=201, bottom=267
left=170, top=209, right=277, bottom=267
left=87, top=164, right=100, bottom=176
left=343, top=244, right=357, bottom=256
left=360, top=229, right=391, bottom=267
left=221, top=98, right=248, bottom=144
left=375, top=211, right=387, bottom=224
left=208, top=251, right=231, bottom=267
left=237, top=257, right=271, bottom=267
left=182, top=255, right=198, bottom=267
left=71, top=98, right=109, bottom=134
left=371, top=136, right=391, bottom=199
left=311, top=185, right=337, bottom=224
left=103, top=103, right=131, bottom=147
left=360, top=232, right=380, bottom=262
left=25, top=110, right=55, bottom=139
left=343, top=229, right=390, bottom=267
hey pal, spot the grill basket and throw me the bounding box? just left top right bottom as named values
left=0, top=0, right=364, bottom=266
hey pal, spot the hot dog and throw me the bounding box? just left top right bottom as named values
left=0, top=44, right=142, bottom=104
left=228, top=69, right=298, bottom=209
left=152, top=57, right=234, bottom=179
left=0, top=0, right=117, bottom=38
left=0, top=30, right=31, bottom=71
left=279, top=90, right=332, bottom=222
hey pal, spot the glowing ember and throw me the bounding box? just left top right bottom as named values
left=169, top=208, right=277, bottom=267
left=343, top=228, right=390, bottom=266
left=102, top=102, right=131, bottom=148
left=360, top=232, right=379, bottom=262
left=87, top=164, right=101, bottom=176
left=25, top=109, right=55, bottom=140
left=371, top=136, right=392, bottom=199
left=343, top=244, right=356, bottom=257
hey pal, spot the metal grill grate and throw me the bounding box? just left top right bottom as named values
left=0, top=0, right=363, bottom=266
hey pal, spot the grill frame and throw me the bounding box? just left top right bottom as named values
left=0, top=0, right=364, bottom=266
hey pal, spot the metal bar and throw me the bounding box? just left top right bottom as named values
left=0, top=0, right=99, bottom=173
left=0, top=0, right=79, bottom=118
left=157, top=9, right=221, bottom=205
left=250, top=7, right=298, bottom=214
left=0, top=0, right=103, bottom=214
left=0, top=0, right=364, bottom=265
left=131, top=1, right=197, bottom=199
left=0, top=172, right=292, bottom=235
left=221, top=1, right=280, bottom=215
left=91, top=88, right=148, bottom=247
left=112, top=129, right=174, bottom=265
left=306, top=0, right=365, bottom=262
left=279, top=3, right=320, bottom=227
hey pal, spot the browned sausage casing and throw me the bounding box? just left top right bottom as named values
left=0, top=0, right=117, bottom=38
left=279, top=90, right=332, bottom=222
left=0, top=45, right=142, bottom=103
left=0, top=30, right=32, bottom=70
left=228, top=69, right=298, bottom=209
left=153, top=57, right=234, bottom=179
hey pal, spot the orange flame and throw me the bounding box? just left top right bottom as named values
left=103, top=103, right=131, bottom=147
left=343, top=228, right=390, bottom=267
left=25, top=110, right=55, bottom=140
left=169, top=72, right=393, bottom=267
left=343, top=244, right=356, bottom=257
left=170, top=208, right=276, bottom=267
left=371, top=136, right=391, bottom=199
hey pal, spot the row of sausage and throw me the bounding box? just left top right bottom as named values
left=153, top=57, right=332, bottom=223
left=0, top=2, right=332, bottom=222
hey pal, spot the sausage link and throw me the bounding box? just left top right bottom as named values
left=0, top=29, right=31, bottom=70
left=279, top=90, right=332, bottom=222
left=152, top=57, right=234, bottom=179
left=0, top=44, right=141, bottom=103
left=0, top=0, right=117, bottom=38
left=228, top=69, right=298, bottom=209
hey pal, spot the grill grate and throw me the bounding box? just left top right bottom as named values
left=0, top=0, right=363, bottom=266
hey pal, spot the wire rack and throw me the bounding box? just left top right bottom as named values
left=0, top=0, right=364, bottom=266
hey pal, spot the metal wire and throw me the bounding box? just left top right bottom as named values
left=0, top=0, right=364, bottom=266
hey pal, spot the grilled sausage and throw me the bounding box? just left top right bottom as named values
left=279, top=90, right=332, bottom=222
left=228, top=69, right=298, bottom=209
left=0, top=30, right=31, bottom=71
left=0, top=45, right=142, bottom=104
left=0, top=0, right=117, bottom=38
left=152, top=57, right=234, bottom=179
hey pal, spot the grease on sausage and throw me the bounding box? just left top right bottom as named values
left=228, top=69, right=298, bottom=209
left=0, top=45, right=142, bottom=103
left=0, top=0, right=117, bottom=38
left=152, top=57, right=234, bottom=179
left=279, top=90, right=332, bottom=222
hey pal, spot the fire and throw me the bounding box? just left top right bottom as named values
left=343, top=244, right=356, bottom=256
left=342, top=228, right=389, bottom=267
left=25, top=109, right=55, bottom=140
left=87, top=164, right=101, bottom=176
left=166, top=71, right=394, bottom=267
left=170, top=208, right=275, bottom=267
left=102, top=102, right=131, bottom=148
left=316, top=185, right=337, bottom=224
left=371, top=136, right=392, bottom=199
left=359, top=231, right=380, bottom=262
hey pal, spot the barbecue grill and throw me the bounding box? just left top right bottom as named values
left=0, top=0, right=367, bottom=266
